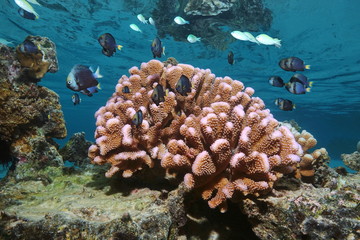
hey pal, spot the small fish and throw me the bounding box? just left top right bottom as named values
left=268, top=76, right=285, bottom=87
left=130, top=24, right=142, bottom=33
left=176, top=75, right=191, bottom=96
left=83, top=84, right=101, bottom=97
left=19, top=39, right=40, bottom=54
left=14, top=0, right=39, bottom=19
left=137, top=14, right=148, bottom=24
left=151, top=84, right=165, bottom=105
left=132, top=109, right=143, bottom=127
left=279, top=57, right=310, bottom=72
left=148, top=17, right=155, bottom=26
left=174, top=16, right=189, bottom=25
left=98, top=33, right=123, bottom=57
left=285, top=81, right=310, bottom=95
left=72, top=93, right=81, bottom=105
left=289, top=74, right=313, bottom=88
left=66, top=65, right=103, bottom=96
left=151, top=37, right=165, bottom=58
left=0, top=38, right=13, bottom=45
left=18, top=8, right=36, bottom=20
left=187, top=34, right=201, bottom=43
left=228, top=51, right=234, bottom=65
left=231, top=31, right=249, bottom=41
left=255, top=34, right=281, bottom=48
left=122, top=86, right=130, bottom=93
left=274, top=98, right=295, bottom=111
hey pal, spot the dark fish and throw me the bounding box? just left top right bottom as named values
left=18, top=8, right=36, bottom=20
left=285, top=81, right=310, bottom=94
left=72, top=93, right=81, bottom=105
left=151, top=84, right=165, bottom=105
left=122, top=86, right=130, bottom=93
left=66, top=65, right=103, bottom=95
left=274, top=98, right=295, bottom=111
left=132, top=109, right=143, bottom=127
left=98, top=33, right=122, bottom=57
left=151, top=37, right=165, bottom=58
left=227, top=51, right=234, bottom=65
left=175, top=75, right=191, bottom=96
left=19, top=39, right=40, bottom=54
left=269, top=76, right=285, bottom=87
left=279, top=57, right=310, bottom=72
left=289, top=73, right=313, bottom=88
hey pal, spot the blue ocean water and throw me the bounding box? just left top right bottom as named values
left=0, top=0, right=359, bottom=174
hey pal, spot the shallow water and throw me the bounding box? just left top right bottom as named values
left=0, top=0, right=359, bottom=171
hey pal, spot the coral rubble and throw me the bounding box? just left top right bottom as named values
left=341, top=151, right=360, bottom=171
left=88, top=59, right=303, bottom=212
left=0, top=37, right=66, bottom=177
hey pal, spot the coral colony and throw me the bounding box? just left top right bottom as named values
left=88, top=60, right=303, bottom=212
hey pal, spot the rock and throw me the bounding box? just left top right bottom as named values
left=241, top=173, right=360, bottom=240
left=0, top=37, right=66, bottom=179
left=59, top=132, right=92, bottom=166
left=0, top=166, right=186, bottom=239
left=184, top=0, right=237, bottom=16
left=16, top=36, right=58, bottom=81
left=341, top=151, right=360, bottom=172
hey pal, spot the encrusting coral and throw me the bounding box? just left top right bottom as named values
left=88, top=59, right=303, bottom=212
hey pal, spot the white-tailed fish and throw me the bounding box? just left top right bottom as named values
left=255, top=34, right=281, bottom=48
left=148, top=17, right=155, bottom=26
left=174, top=16, right=189, bottom=25
left=231, top=31, right=248, bottom=41
left=187, top=34, right=201, bottom=43
left=14, top=0, right=39, bottom=19
left=130, top=24, right=142, bottom=33
left=137, top=14, right=148, bottom=24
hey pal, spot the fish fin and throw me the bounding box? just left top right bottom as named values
left=117, top=45, right=123, bottom=50
left=162, top=47, right=166, bottom=56
left=274, top=38, right=282, bottom=48
left=309, top=81, right=314, bottom=87
left=165, top=89, right=169, bottom=96
left=293, top=104, right=296, bottom=109
left=306, top=88, right=311, bottom=92
left=97, top=83, right=101, bottom=90
left=305, top=65, right=310, bottom=69
left=94, top=67, right=103, bottom=79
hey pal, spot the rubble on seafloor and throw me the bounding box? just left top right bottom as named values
left=0, top=54, right=359, bottom=239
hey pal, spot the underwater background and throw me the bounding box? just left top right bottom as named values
left=1, top=0, right=360, bottom=177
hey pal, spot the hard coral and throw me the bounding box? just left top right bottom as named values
left=88, top=59, right=303, bottom=211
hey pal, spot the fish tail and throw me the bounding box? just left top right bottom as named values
left=94, top=67, right=103, bottom=79
left=162, top=46, right=166, bottom=56
left=293, top=104, right=296, bottom=109
left=274, top=38, right=281, bottom=48
left=97, top=83, right=101, bottom=90
left=309, top=81, right=314, bottom=87
left=305, top=64, right=310, bottom=69
left=117, top=45, right=123, bottom=50
left=306, top=87, right=311, bottom=92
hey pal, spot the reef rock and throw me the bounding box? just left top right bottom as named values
left=0, top=166, right=186, bottom=240
left=16, top=35, right=58, bottom=81
left=0, top=37, right=66, bottom=178
left=59, top=132, right=92, bottom=166
left=184, top=0, right=237, bottom=16
left=241, top=172, right=360, bottom=240
left=341, top=151, right=360, bottom=171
